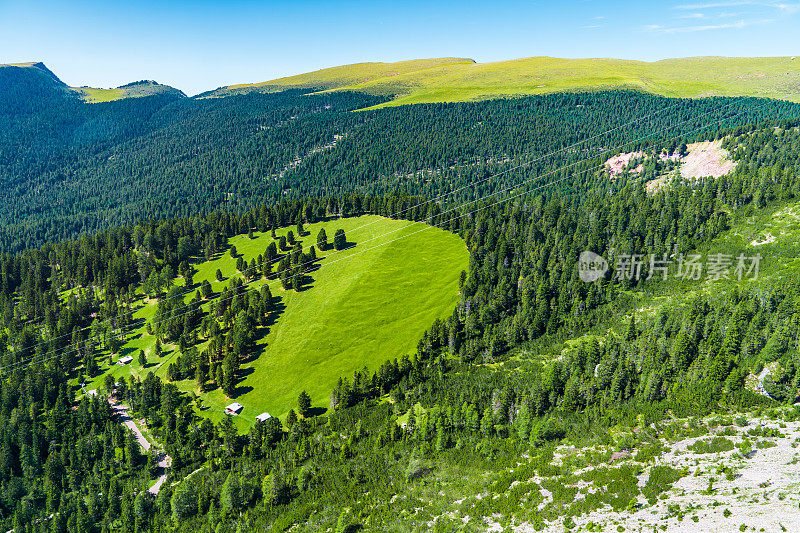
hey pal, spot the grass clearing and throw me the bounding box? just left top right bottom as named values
left=84, top=215, right=467, bottom=430
left=75, top=87, right=126, bottom=103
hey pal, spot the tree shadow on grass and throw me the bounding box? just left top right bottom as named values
left=231, top=383, right=254, bottom=398
left=295, top=277, right=315, bottom=292
left=307, top=406, right=328, bottom=417
left=263, top=298, right=287, bottom=328
left=241, top=349, right=264, bottom=364
left=118, top=346, right=138, bottom=358
left=132, top=292, right=147, bottom=305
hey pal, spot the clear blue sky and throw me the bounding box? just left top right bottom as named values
left=1, top=0, right=798, bottom=95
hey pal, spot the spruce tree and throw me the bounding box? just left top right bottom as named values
left=333, top=228, right=346, bottom=250
left=317, top=228, right=328, bottom=250
left=298, top=390, right=311, bottom=417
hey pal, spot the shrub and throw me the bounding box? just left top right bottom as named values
left=643, top=466, right=685, bottom=504
left=688, top=437, right=735, bottom=454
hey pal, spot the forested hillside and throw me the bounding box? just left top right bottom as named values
left=1, top=116, right=800, bottom=531
left=3, top=62, right=800, bottom=251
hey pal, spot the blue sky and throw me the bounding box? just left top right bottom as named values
left=1, top=0, right=798, bottom=95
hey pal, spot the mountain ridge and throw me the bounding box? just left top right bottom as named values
left=208, top=55, right=800, bottom=108
left=4, top=56, right=800, bottom=108
left=0, top=61, right=185, bottom=102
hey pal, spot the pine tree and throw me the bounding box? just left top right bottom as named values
left=626, top=314, right=637, bottom=342
left=262, top=470, right=287, bottom=505
left=286, top=409, right=297, bottom=428
left=298, top=390, right=311, bottom=418
left=196, top=365, right=207, bottom=392
left=292, top=272, right=303, bottom=292
left=223, top=353, right=238, bottom=395
left=170, top=478, right=198, bottom=522
left=317, top=228, right=328, bottom=250
left=333, top=228, right=346, bottom=250
left=221, top=472, right=242, bottom=512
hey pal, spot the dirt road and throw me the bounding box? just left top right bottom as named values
left=110, top=399, right=172, bottom=495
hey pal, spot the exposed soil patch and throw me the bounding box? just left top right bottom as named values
left=604, top=151, right=645, bottom=177
left=680, top=140, right=736, bottom=179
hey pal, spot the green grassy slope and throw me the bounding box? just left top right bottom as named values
left=84, top=215, right=468, bottom=429
left=213, top=57, right=476, bottom=96
left=75, top=87, right=126, bottom=102
left=214, top=56, right=800, bottom=108
left=74, top=81, right=184, bottom=103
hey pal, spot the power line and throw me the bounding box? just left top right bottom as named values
left=8, top=57, right=796, bottom=363
left=3, top=80, right=796, bottom=376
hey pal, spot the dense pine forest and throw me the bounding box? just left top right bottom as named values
left=4, top=62, right=800, bottom=251
left=1, top=100, right=800, bottom=531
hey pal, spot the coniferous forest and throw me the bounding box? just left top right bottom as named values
left=3, top=63, right=800, bottom=251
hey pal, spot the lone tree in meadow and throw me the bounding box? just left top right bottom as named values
left=216, top=268, right=224, bottom=282
left=279, top=235, right=287, bottom=251
left=296, top=209, right=305, bottom=236
left=333, top=229, right=347, bottom=251
left=316, top=228, right=328, bottom=250
left=229, top=245, right=237, bottom=258
left=298, top=390, right=311, bottom=418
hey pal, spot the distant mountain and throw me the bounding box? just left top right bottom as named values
left=0, top=61, right=185, bottom=103
left=0, top=61, right=66, bottom=86
left=208, top=56, right=800, bottom=108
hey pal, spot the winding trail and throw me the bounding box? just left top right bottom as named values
left=110, top=398, right=172, bottom=494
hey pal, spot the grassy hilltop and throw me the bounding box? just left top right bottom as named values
left=212, top=56, right=800, bottom=108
